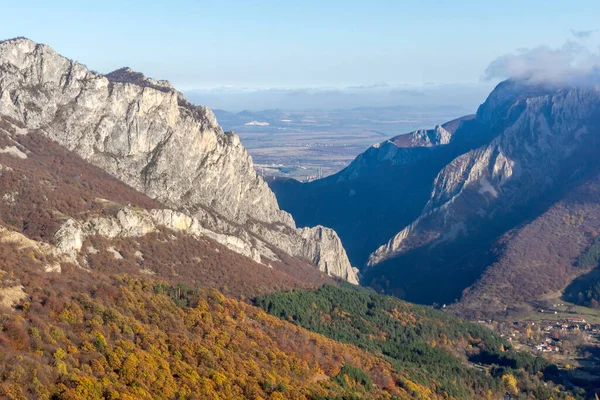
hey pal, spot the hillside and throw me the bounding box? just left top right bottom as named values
left=0, top=118, right=332, bottom=299
left=0, top=242, right=580, bottom=399
left=256, top=284, right=581, bottom=399
left=0, top=259, right=410, bottom=399
left=0, top=106, right=584, bottom=398
left=0, top=128, right=579, bottom=397
left=453, top=169, right=600, bottom=318
left=562, top=236, right=600, bottom=308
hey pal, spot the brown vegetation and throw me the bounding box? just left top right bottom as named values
left=82, top=229, right=331, bottom=299
left=0, top=128, right=161, bottom=242
left=0, top=241, right=414, bottom=399
left=454, top=171, right=600, bottom=319
left=0, top=122, right=331, bottom=300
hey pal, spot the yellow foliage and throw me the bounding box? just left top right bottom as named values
left=502, top=373, right=519, bottom=395
left=53, top=348, right=66, bottom=360
left=212, top=372, right=227, bottom=386
left=0, top=270, right=559, bottom=400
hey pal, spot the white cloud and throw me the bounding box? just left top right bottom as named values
left=483, top=41, right=600, bottom=86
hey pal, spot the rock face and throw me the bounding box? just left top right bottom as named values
left=53, top=207, right=267, bottom=264
left=361, top=81, right=600, bottom=305
left=0, top=37, right=357, bottom=283
left=269, top=115, right=475, bottom=267
left=368, top=81, right=600, bottom=267
left=52, top=206, right=359, bottom=283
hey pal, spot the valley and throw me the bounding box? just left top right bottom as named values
left=214, top=107, right=466, bottom=181
left=265, top=78, right=600, bottom=395
left=271, top=80, right=600, bottom=315
left=1, top=32, right=600, bottom=399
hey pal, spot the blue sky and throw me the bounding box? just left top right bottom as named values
left=2, top=1, right=599, bottom=110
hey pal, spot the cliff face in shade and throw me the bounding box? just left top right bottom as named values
left=367, top=82, right=600, bottom=267
left=354, top=80, right=600, bottom=306
left=0, top=37, right=357, bottom=283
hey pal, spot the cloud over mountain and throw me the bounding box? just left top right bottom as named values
left=484, top=40, right=600, bottom=86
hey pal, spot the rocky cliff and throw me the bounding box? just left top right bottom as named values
left=0, top=116, right=341, bottom=297
left=0, top=37, right=357, bottom=283
left=269, top=114, right=476, bottom=266
left=368, top=82, right=600, bottom=267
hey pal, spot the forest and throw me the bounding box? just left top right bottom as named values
left=576, top=237, right=600, bottom=269
left=0, top=257, right=415, bottom=399
left=0, top=238, right=584, bottom=399
left=563, top=237, right=600, bottom=308
left=256, top=284, right=582, bottom=399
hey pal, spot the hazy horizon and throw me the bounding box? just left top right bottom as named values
left=2, top=1, right=599, bottom=111
left=184, top=82, right=494, bottom=113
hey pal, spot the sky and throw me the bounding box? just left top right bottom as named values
left=1, top=0, right=599, bottom=111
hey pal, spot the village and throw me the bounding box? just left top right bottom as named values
left=503, top=317, right=599, bottom=354
left=471, top=305, right=600, bottom=379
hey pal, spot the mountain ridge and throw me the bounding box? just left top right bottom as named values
left=0, top=37, right=358, bottom=283
left=368, top=81, right=600, bottom=267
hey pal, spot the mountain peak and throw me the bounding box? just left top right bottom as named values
left=105, top=66, right=175, bottom=92
left=0, top=37, right=47, bottom=61
left=0, top=36, right=31, bottom=43
left=476, top=78, right=600, bottom=129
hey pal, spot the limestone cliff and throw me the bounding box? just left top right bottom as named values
left=368, top=81, right=600, bottom=267
left=0, top=37, right=357, bottom=283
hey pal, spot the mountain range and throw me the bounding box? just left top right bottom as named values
left=0, top=37, right=595, bottom=398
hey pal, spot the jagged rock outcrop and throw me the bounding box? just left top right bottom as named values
left=0, top=37, right=357, bottom=283
left=53, top=207, right=266, bottom=264
left=52, top=206, right=359, bottom=284
left=0, top=37, right=287, bottom=225
left=298, top=226, right=360, bottom=284
left=246, top=220, right=359, bottom=284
